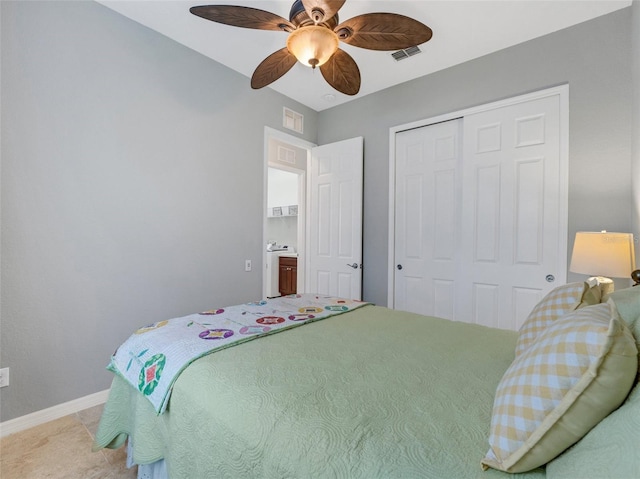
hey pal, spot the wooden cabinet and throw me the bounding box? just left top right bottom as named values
left=279, top=256, right=297, bottom=296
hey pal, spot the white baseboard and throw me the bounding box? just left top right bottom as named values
left=0, top=389, right=110, bottom=438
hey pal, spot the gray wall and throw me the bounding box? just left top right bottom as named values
left=0, top=0, right=317, bottom=422
left=318, top=8, right=635, bottom=306
left=633, top=1, right=640, bottom=239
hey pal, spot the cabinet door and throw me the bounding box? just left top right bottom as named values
left=279, top=257, right=297, bottom=295
left=290, top=264, right=297, bottom=295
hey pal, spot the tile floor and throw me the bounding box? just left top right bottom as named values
left=0, top=405, right=137, bottom=479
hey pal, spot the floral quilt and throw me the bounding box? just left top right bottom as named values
left=108, top=294, right=368, bottom=414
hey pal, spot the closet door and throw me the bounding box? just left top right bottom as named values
left=394, top=119, right=462, bottom=318
left=459, top=94, right=563, bottom=330
left=391, top=88, right=567, bottom=330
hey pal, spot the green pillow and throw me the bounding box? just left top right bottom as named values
left=545, top=385, right=640, bottom=478
left=605, top=286, right=640, bottom=324
left=607, top=287, right=640, bottom=381
left=546, top=287, right=640, bottom=479
left=482, top=303, right=637, bottom=473
left=606, top=286, right=640, bottom=327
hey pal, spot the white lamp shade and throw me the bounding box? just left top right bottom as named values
left=569, top=231, right=636, bottom=278
left=286, top=25, right=339, bottom=68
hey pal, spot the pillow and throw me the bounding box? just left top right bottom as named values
left=514, top=280, right=601, bottom=357
left=545, top=385, right=640, bottom=479
left=481, top=302, right=637, bottom=473
left=545, top=287, right=640, bottom=479
left=607, top=287, right=640, bottom=381
left=606, top=286, right=640, bottom=328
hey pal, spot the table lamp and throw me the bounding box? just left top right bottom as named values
left=569, top=231, right=636, bottom=295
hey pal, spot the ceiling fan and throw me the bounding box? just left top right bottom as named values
left=190, top=0, right=433, bottom=96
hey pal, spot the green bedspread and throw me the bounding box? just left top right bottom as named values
left=95, top=305, right=546, bottom=478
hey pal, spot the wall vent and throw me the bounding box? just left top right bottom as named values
left=391, top=45, right=422, bottom=61
left=283, top=107, right=303, bottom=133
left=277, top=145, right=296, bottom=165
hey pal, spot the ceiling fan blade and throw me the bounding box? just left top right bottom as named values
left=320, top=48, right=360, bottom=96
left=301, top=0, right=345, bottom=24
left=190, top=5, right=294, bottom=32
left=336, top=13, right=433, bottom=51
left=251, top=48, right=298, bottom=89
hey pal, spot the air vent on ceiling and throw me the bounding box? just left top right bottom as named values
left=391, top=45, right=422, bottom=61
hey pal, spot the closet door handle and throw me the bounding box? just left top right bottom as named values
left=347, top=263, right=359, bottom=269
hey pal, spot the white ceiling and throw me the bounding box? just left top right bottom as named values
left=98, top=0, right=631, bottom=111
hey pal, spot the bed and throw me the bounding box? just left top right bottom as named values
left=94, top=286, right=640, bottom=479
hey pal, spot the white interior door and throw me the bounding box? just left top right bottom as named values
left=394, top=119, right=462, bottom=319
left=308, top=137, right=364, bottom=299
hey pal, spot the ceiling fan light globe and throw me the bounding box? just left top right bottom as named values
left=287, top=25, right=339, bottom=68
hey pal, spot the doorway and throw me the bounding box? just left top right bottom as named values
left=262, top=127, right=314, bottom=299
left=263, top=128, right=365, bottom=301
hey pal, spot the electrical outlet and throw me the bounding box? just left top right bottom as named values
left=245, top=260, right=252, bottom=272
left=0, top=367, right=9, bottom=388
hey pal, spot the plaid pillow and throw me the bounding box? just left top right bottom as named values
left=515, top=281, right=601, bottom=357
left=482, top=303, right=637, bottom=473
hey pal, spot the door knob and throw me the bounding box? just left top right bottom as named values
left=347, top=263, right=359, bottom=269
left=397, top=264, right=403, bottom=270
